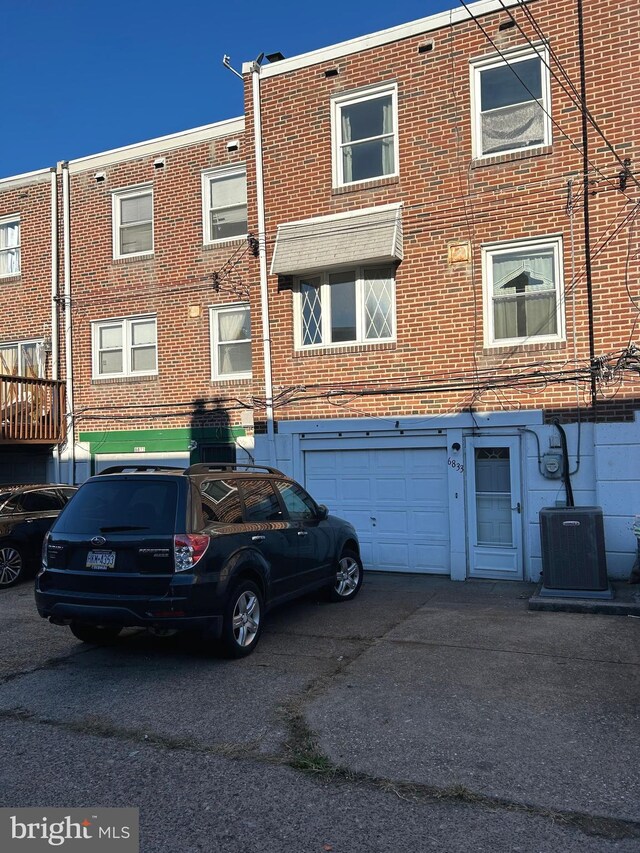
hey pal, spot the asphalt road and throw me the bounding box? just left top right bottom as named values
left=1, top=573, right=639, bottom=852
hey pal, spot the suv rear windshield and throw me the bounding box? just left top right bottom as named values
left=54, top=480, right=178, bottom=535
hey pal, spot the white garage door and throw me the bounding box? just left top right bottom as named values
left=305, top=447, right=450, bottom=574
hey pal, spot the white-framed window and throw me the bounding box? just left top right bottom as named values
left=0, top=339, right=43, bottom=378
left=92, top=315, right=157, bottom=378
left=210, top=303, right=251, bottom=380
left=0, top=216, right=21, bottom=277
left=331, top=83, right=399, bottom=187
left=112, top=186, right=153, bottom=259
left=294, top=266, right=395, bottom=349
left=202, top=166, right=248, bottom=244
left=471, top=45, right=551, bottom=158
left=482, top=236, right=564, bottom=346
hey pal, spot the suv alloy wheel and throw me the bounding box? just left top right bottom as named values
left=329, top=549, right=363, bottom=602
left=221, top=580, right=264, bottom=658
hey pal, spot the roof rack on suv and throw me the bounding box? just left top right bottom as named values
left=185, top=463, right=285, bottom=476
left=98, top=465, right=185, bottom=475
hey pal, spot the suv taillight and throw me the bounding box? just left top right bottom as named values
left=40, top=531, right=50, bottom=573
left=173, top=534, right=209, bottom=572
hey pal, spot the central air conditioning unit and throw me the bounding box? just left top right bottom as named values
left=538, top=506, right=613, bottom=598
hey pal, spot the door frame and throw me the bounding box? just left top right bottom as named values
left=465, top=435, right=524, bottom=580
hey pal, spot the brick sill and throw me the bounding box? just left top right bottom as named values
left=482, top=340, right=566, bottom=355
left=91, top=375, right=159, bottom=386
left=294, top=342, right=396, bottom=358
left=332, top=176, right=400, bottom=195
left=112, top=254, right=155, bottom=266
left=471, top=145, right=553, bottom=169
left=0, top=274, right=21, bottom=283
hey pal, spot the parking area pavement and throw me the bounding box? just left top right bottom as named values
left=1, top=572, right=639, bottom=852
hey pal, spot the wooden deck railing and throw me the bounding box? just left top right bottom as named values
left=0, top=375, right=66, bottom=444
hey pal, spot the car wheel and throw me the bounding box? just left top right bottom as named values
left=329, top=549, right=363, bottom=602
left=69, top=622, right=123, bottom=645
left=0, top=543, right=26, bottom=589
left=220, top=580, right=263, bottom=658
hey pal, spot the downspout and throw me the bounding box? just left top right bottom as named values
left=61, top=162, right=75, bottom=483
left=248, top=60, right=276, bottom=466
left=50, top=168, right=61, bottom=483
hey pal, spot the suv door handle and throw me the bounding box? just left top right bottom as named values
left=297, top=530, right=308, bottom=537
left=251, top=535, right=265, bottom=542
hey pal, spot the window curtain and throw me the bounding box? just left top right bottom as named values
left=0, top=222, right=20, bottom=275
left=341, top=112, right=353, bottom=183
left=381, top=98, right=395, bottom=175
left=482, top=101, right=544, bottom=154
left=493, top=250, right=556, bottom=339
left=218, top=309, right=250, bottom=374
left=0, top=346, right=18, bottom=375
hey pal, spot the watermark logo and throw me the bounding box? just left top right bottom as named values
left=1, top=809, right=139, bottom=851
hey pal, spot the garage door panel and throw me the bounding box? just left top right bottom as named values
left=308, top=478, right=339, bottom=501
left=305, top=447, right=450, bottom=575
left=342, top=478, right=372, bottom=500
left=372, top=478, right=407, bottom=501
left=413, top=509, right=449, bottom=536
left=377, top=542, right=410, bottom=570
left=376, top=511, right=409, bottom=534
left=407, top=475, right=447, bottom=502
left=412, top=543, right=449, bottom=574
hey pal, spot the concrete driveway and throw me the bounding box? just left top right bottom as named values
left=1, top=572, right=639, bottom=852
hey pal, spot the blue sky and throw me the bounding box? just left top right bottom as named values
left=1, top=0, right=454, bottom=179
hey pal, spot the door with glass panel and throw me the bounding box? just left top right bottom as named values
left=466, top=437, right=523, bottom=580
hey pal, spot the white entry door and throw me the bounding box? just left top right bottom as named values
left=466, top=437, right=523, bottom=580
left=304, top=447, right=450, bottom=574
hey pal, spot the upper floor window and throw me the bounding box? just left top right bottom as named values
left=332, top=83, right=398, bottom=186
left=0, top=340, right=43, bottom=378
left=295, top=266, right=395, bottom=349
left=92, top=315, right=157, bottom=378
left=471, top=46, right=551, bottom=158
left=482, top=236, right=564, bottom=346
left=112, top=187, right=153, bottom=258
left=202, top=166, right=247, bottom=244
left=210, top=303, right=251, bottom=380
left=0, top=216, right=20, bottom=277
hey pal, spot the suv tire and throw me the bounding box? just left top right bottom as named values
left=328, top=548, right=363, bottom=602
left=0, top=543, right=26, bottom=588
left=220, top=580, right=264, bottom=658
left=70, top=622, right=123, bottom=645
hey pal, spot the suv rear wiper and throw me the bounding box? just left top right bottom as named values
left=99, top=525, right=150, bottom=532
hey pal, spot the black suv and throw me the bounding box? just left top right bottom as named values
left=35, top=464, right=363, bottom=657
left=0, top=484, right=78, bottom=588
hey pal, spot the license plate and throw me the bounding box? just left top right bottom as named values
left=86, top=550, right=116, bottom=570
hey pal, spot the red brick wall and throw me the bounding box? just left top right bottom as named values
left=0, top=174, right=57, bottom=374
left=244, top=0, right=639, bottom=425
left=66, top=129, right=257, bottom=439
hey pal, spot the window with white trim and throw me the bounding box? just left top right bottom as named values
left=210, top=303, right=251, bottom=380
left=471, top=46, right=551, bottom=158
left=483, top=237, right=564, bottom=346
left=0, top=340, right=43, bottom=377
left=92, top=315, right=157, bottom=378
left=112, top=187, right=153, bottom=258
left=295, top=266, right=395, bottom=349
left=331, top=83, right=398, bottom=186
left=0, top=216, right=20, bottom=277
left=202, top=166, right=247, bottom=244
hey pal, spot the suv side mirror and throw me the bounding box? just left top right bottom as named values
left=317, top=505, right=329, bottom=520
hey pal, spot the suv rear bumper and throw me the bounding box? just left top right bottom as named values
left=35, top=589, right=223, bottom=636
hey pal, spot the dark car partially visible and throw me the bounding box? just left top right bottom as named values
left=0, top=484, right=78, bottom=588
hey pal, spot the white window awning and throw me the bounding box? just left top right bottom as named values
left=270, top=203, right=403, bottom=276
